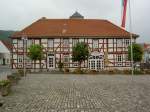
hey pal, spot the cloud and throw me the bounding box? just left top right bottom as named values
left=0, top=0, right=149, bottom=43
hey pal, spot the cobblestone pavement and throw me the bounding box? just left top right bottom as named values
left=1, top=74, right=150, bottom=112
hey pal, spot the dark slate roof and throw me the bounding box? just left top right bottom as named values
left=70, top=11, right=84, bottom=19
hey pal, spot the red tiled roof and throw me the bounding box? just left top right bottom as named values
left=11, top=18, right=138, bottom=38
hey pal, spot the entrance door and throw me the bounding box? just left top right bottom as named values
left=47, top=54, right=55, bottom=69
left=88, top=52, right=104, bottom=71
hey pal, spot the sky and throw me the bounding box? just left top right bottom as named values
left=0, top=0, right=149, bottom=43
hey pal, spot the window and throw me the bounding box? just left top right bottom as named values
left=48, top=39, right=53, bottom=48
left=125, top=39, right=130, bottom=46
left=116, top=55, right=122, bottom=66
left=117, top=55, right=122, bottom=62
left=73, top=62, right=78, bottom=67
left=91, top=60, right=95, bottom=69
left=117, top=39, right=123, bottom=47
left=18, top=40, right=23, bottom=48
left=27, top=40, right=32, bottom=48
left=63, top=55, right=69, bottom=67
left=73, top=39, right=78, bottom=46
left=18, top=55, right=23, bottom=63
left=93, top=39, right=98, bottom=48
left=63, top=39, right=69, bottom=46
left=64, top=55, right=69, bottom=63
left=79, top=39, right=84, bottom=42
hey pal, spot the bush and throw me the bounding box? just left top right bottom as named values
left=87, top=70, right=98, bottom=74
left=64, top=68, right=70, bottom=73
left=0, top=80, right=11, bottom=96
left=143, top=69, right=150, bottom=74
left=0, top=80, right=10, bottom=87
left=73, top=68, right=85, bottom=74
left=133, top=70, right=144, bottom=75
left=122, top=69, right=131, bottom=74
left=18, top=69, right=24, bottom=76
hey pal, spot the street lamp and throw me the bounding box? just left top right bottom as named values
left=128, top=0, right=134, bottom=76
left=22, top=35, right=28, bottom=77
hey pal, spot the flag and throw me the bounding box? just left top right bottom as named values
left=121, top=0, right=128, bottom=28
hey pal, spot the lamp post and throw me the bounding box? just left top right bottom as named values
left=22, top=35, right=28, bottom=77
left=128, top=0, right=134, bottom=75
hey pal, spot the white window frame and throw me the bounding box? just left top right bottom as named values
left=63, top=39, right=69, bottom=46
left=73, top=39, right=78, bottom=46
left=93, top=39, right=99, bottom=49
left=27, top=40, right=32, bottom=48
left=124, top=39, right=130, bottom=46
left=63, top=55, right=69, bottom=67
left=48, top=39, right=53, bottom=48
left=18, top=55, right=23, bottom=63
left=117, top=39, right=123, bottom=47
left=116, top=55, right=123, bottom=66
left=18, top=40, right=23, bottom=48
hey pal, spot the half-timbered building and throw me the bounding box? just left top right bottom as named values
left=11, top=12, right=138, bottom=71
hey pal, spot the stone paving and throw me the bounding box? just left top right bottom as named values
left=0, top=74, right=150, bottom=112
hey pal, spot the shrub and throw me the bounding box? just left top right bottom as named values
left=0, top=80, right=10, bottom=87
left=88, top=70, right=98, bottom=74
left=0, top=80, right=11, bottom=96
left=122, top=69, right=131, bottom=75
left=133, top=70, right=144, bottom=75
left=18, top=69, right=24, bottom=76
left=64, top=68, right=70, bottom=73
left=143, top=69, right=150, bottom=74
left=73, top=68, right=85, bottom=74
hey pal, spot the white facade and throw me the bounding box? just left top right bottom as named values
left=0, top=41, right=10, bottom=65
left=12, top=38, right=133, bottom=71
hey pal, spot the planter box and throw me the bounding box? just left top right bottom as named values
left=0, top=84, right=11, bottom=96
left=7, top=75, right=19, bottom=85
left=0, top=80, right=11, bottom=97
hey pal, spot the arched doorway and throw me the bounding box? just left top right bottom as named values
left=88, top=51, right=104, bottom=71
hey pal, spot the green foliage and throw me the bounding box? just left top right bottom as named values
left=0, top=30, right=15, bottom=42
left=28, top=44, right=44, bottom=61
left=0, top=80, right=10, bottom=87
left=72, top=42, right=89, bottom=67
left=73, top=68, right=85, bottom=74
left=128, top=43, right=143, bottom=62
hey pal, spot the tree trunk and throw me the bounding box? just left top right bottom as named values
left=78, top=61, right=82, bottom=70
left=34, top=60, right=36, bottom=72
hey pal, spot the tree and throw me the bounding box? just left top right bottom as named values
left=72, top=42, right=89, bottom=69
left=28, top=44, right=44, bottom=70
left=128, top=43, right=143, bottom=68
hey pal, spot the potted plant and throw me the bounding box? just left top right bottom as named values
left=0, top=80, right=11, bottom=96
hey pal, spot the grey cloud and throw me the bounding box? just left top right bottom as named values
left=0, top=0, right=149, bottom=43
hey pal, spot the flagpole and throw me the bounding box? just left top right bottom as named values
left=128, top=0, right=134, bottom=76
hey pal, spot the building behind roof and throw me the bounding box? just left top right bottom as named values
left=0, top=40, right=11, bottom=65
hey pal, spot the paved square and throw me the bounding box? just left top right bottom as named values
left=1, top=74, right=150, bottom=112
